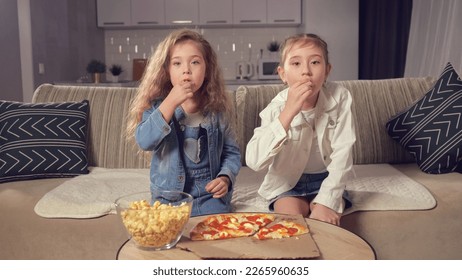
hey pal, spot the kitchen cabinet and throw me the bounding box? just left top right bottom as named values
left=199, top=0, right=232, bottom=26
left=131, top=0, right=165, bottom=26
left=165, top=0, right=199, bottom=25
left=267, top=0, right=301, bottom=25
left=233, top=0, right=267, bottom=25
left=97, top=0, right=131, bottom=27
left=97, top=0, right=301, bottom=28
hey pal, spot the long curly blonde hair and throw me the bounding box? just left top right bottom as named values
left=126, top=29, right=231, bottom=145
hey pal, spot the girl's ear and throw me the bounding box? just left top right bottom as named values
left=277, top=66, right=286, bottom=84
left=325, top=63, right=332, bottom=78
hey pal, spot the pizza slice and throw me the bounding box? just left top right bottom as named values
left=190, top=213, right=275, bottom=241
left=241, top=213, right=275, bottom=228
left=253, top=220, right=309, bottom=240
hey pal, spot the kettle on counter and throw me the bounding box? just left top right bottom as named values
left=236, top=61, right=254, bottom=80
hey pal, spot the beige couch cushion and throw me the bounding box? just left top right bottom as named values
left=32, top=84, right=148, bottom=169
left=342, top=163, right=462, bottom=259
left=32, top=85, right=238, bottom=170
left=235, top=84, right=286, bottom=166
left=236, top=77, right=438, bottom=165
left=0, top=178, right=127, bottom=259
left=338, top=77, right=437, bottom=164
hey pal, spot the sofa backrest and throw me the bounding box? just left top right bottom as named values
left=235, top=77, right=437, bottom=165
left=32, top=84, right=237, bottom=169
left=32, top=84, right=149, bottom=169
left=235, top=84, right=286, bottom=166
left=32, top=77, right=437, bottom=169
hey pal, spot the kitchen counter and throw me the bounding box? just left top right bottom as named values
left=225, top=79, right=282, bottom=85
left=53, top=79, right=282, bottom=91
left=225, top=79, right=282, bottom=91
left=53, top=81, right=140, bottom=87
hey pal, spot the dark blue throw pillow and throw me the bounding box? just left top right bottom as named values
left=0, top=100, right=90, bottom=183
left=386, top=62, right=462, bottom=174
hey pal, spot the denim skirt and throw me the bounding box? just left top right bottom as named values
left=268, top=172, right=352, bottom=211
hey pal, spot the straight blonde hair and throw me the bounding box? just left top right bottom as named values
left=279, top=33, right=330, bottom=67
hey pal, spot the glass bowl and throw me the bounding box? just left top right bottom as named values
left=115, top=190, right=193, bottom=250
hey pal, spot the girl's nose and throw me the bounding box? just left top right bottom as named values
left=302, top=63, right=312, bottom=76
left=183, top=66, right=191, bottom=75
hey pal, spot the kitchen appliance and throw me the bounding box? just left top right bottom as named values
left=236, top=61, right=254, bottom=80
left=257, top=57, right=280, bottom=80
left=132, top=58, right=148, bottom=81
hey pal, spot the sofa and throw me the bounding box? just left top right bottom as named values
left=1, top=77, right=461, bottom=260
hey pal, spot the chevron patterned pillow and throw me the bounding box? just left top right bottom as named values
left=0, top=100, right=90, bottom=183
left=386, top=62, right=462, bottom=174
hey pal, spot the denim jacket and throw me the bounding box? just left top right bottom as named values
left=135, top=100, right=241, bottom=196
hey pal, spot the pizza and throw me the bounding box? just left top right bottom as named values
left=253, top=220, right=309, bottom=240
left=190, top=213, right=310, bottom=241
left=190, top=213, right=275, bottom=241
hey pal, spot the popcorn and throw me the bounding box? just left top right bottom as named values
left=120, top=199, right=191, bottom=247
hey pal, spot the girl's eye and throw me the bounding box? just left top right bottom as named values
left=311, top=60, right=321, bottom=65
left=192, top=60, right=201, bottom=65
left=172, top=61, right=180, bottom=66
left=290, top=61, right=300, bottom=66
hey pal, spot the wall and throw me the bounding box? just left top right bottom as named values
left=300, top=0, right=359, bottom=81
left=0, top=0, right=23, bottom=101
left=8, top=0, right=359, bottom=102
left=104, top=27, right=297, bottom=82
left=28, top=0, right=105, bottom=101
left=4, top=0, right=105, bottom=102
left=103, top=0, right=359, bottom=82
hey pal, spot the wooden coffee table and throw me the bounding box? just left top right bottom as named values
left=117, top=217, right=375, bottom=260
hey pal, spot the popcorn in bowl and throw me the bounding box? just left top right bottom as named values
left=115, top=190, right=193, bottom=250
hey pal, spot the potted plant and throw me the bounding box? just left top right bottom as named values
left=108, top=64, right=123, bottom=83
left=267, top=40, right=280, bottom=53
left=86, top=59, right=106, bottom=83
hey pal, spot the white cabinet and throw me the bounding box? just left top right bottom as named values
left=233, top=0, right=267, bottom=25
left=97, top=0, right=301, bottom=28
left=233, top=0, right=301, bottom=26
left=199, top=0, right=232, bottom=25
left=267, top=0, right=301, bottom=25
left=165, top=0, right=199, bottom=25
left=131, top=0, right=165, bottom=26
left=97, top=0, right=131, bottom=27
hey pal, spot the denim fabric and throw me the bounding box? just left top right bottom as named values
left=182, top=125, right=230, bottom=216
left=135, top=100, right=241, bottom=213
left=182, top=125, right=207, bottom=164
left=269, top=172, right=352, bottom=211
left=184, top=167, right=231, bottom=216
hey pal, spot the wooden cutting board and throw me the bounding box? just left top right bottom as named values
left=177, top=213, right=320, bottom=259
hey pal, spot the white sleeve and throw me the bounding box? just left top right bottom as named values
left=245, top=104, right=288, bottom=171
